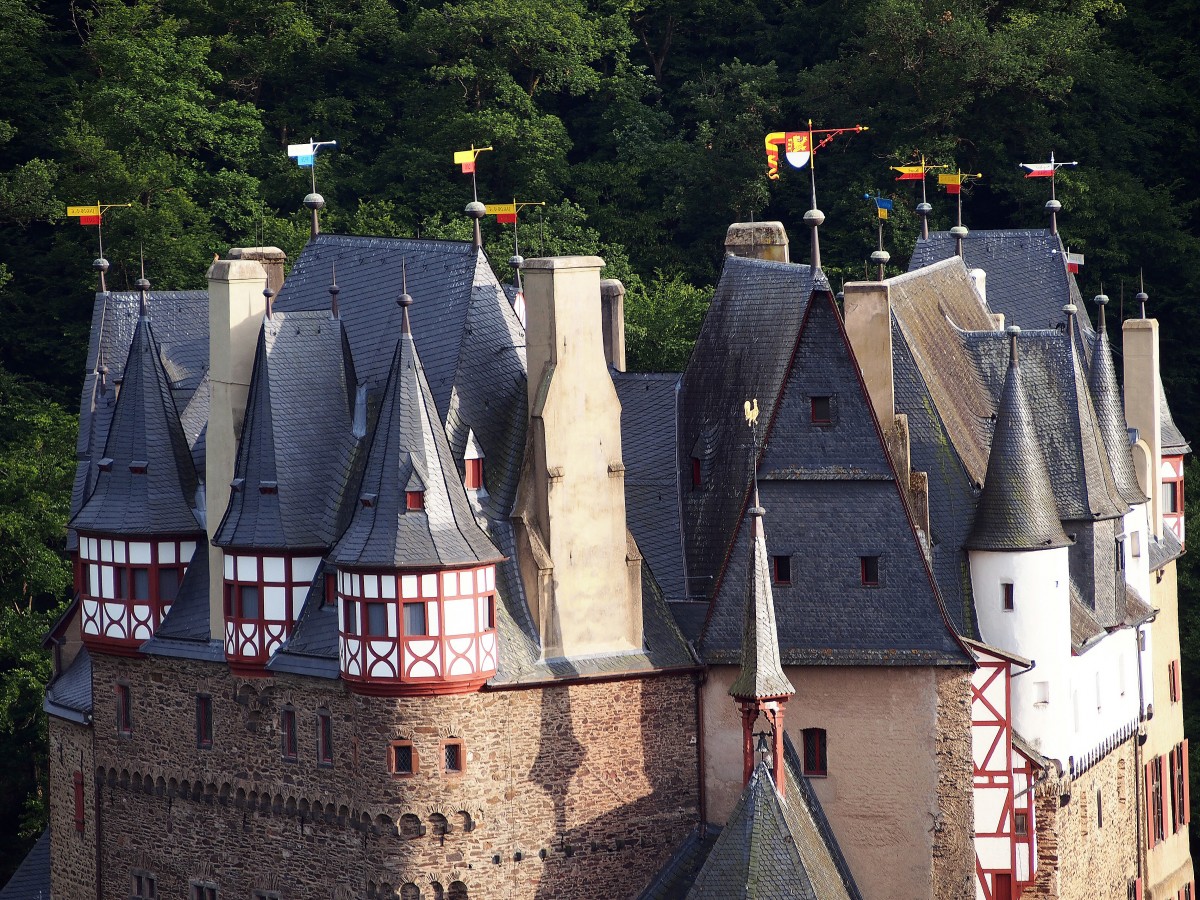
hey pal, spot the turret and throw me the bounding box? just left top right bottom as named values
left=71, top=277, right=204, bottom=654
left=330, top=289, right=502, bottom=695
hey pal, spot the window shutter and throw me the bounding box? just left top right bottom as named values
left=1147, top=762, right=1157, bottom=849
left=1184, top=740, right=1191, bottom=826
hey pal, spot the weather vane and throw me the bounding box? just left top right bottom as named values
left=288, top=138, right=338, bottom=195
left=891, top=155, right=947, bottom=239
left=937, top=169, right=983, bottom=255
left=64, top=201, right=133, bottom=292
left=453, top=144, right=494, bottom=203
left=863, top=193, right=893, bottom=280
left=484, top=198, right=546, bottom=324
left=1019, top=151, right=1078, bottom=236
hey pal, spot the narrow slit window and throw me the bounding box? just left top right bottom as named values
left=116, top=683, right=132, bottom=735
left=281, top=706, right=297, bottom=762
left=1002, top=582, right=1015, bottom=611
left=196, top=694, right=213, bottom=749
left=692, top=457, right=703, bottom=489
left=316, top=709, right=333, bottom=767
left=801, top=728, right=827, bottom=777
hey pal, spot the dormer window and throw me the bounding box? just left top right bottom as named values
left=406, top=491, right=425, bottom=511
left=465, top=458, right=484, bottom=491
left=810, top=396, right=833, bottom=425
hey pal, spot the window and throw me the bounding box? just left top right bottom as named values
left=196, top=694, right=213, bottom=749
left=366, top=602, right=388, bottom=637
left=801, top=727, right=827, bottom=777
left=403, top=602, right=427, bottom=637
left=252, top=891, right=280, bottom=900
left=390, top=740, right=417, bottom=776
left=811, top=396, right=832, bottom=424
left=691, top=457, right=702, bottom=489
left=131, top=871, right=157, bottom=899
left=860, top=556, right=880, bottom=587
left=158, top=567, right=181, bottom=603
left=281, top=706, right=297, bottom=762
left=1034, top=681, right=1050, bottom=705
left=1148, top=755, right=1166, bottom=846
left=484, top=596, right=496, bottom=630
left=73, top=771, right=84, bottom=833
left=443, top=739, right=464, bottom=774
left=1174, top=741, right=1191, bottom=829
left=189, top=882, right=217, bottom=900
left=465, top=458, right=484, bottom=491
left=1116, top=536, right=1126, bottom=572
left=1002, top=582, right=1014, bottom=611
left=1169, top=660, right=1181, bottom=704
left=342, top=597, right=358, bottom=635
left=406, top=490, right=425, bottom=511
left=1165, top=480, right=1181, bottom=514
left=237, top=584, right=260, bottom=619
left=1014, top=811, right=1028, bottom=836
left=116, top=682, right=132, bottom=735
left=771, top=555, right=792, bottom=585
left=1097, top=788, right=1104, bottom=828
left=1132, top=531, right=1142, bottom=558
left=316, top=709, right=333, bottom=767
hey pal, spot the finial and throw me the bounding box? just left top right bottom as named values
left=1093, top=289, right=1109, bottom=332
left=916, top=202, right=932, bottom=240
left=303, top=192, right=325, bottom=239
left=329, top=262, right=340, bottom=319
left=263, top=286, right=275, bottom=319
left=135, top=249, right=150, bottom=317
left=465, top=201, right=486, bottom=249
left=97, top=363, right=109, bottom=395
left=1006, top=324, right=1021, bottom=366
left=950, top=224, right=969, bottom=258
left=1136, top=269, right=1148, bottom=319
left=803, top=208, right=824, bottom=270
left=398, top=259, right=413, bottom=334
left=92, top=257, right=110, bottom=293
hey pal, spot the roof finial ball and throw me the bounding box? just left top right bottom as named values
left=1092, top=291, right=1109, bottom=332
left=1136, top=271, right=1149, bottom=319
left=93, top=256, right=110, bottom=293
left=397, top=287, right=413, bottom=335
left=1046, top=198, right=1062, bottom=235
left=916, top=201, right=932, bottom=240
left=465, top=200, right=486, bottom=250
left=304, top=191, right=325, bottom=239
left=263, top=286, right=275, bottom=320
left=1006, top=324, right=1021, bottom=365
left=135, top=273, right=151, bottom=317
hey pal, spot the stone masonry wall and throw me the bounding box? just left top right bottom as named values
left=48, top=716, right=95, bottom=900
left=88, top=653, right=699, bottom=900
left=1028, top=739, right=1138, bottom=900
left=932, top=668, right=975, bottom=900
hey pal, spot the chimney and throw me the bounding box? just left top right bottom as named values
left=724, top=222, right=790, bottom=263
left=227, top=246, right=286, bottom=296
left=513, top=256, right=643, bottom=659
left=843, top=281, right=893, bottom=424
left=1123, top=317, right=1163, bottom=536
left=206, top=256, right=268, bottom=636
left=599, top=278, right=626, bottom=371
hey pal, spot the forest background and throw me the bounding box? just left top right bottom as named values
left=3, top=0, right=1200, bottom=881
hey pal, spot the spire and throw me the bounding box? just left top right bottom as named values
left=328, top=263, right=340, bottom=319
left=466, top=201, right=486, bottom=250
left=1137, top=269, right=1148, bottom=319
left=399, top=260, right=412, bottom=335
left=329, top=286, right=499, bottom=569
left=1089, top=292, right=1147, bottom=505
left=967, top=327, right=1070, bottom=551
left=135, top=252, right=150, bottom=318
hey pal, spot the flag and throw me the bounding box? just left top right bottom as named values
left=486, top=203, right=517, bottom=224
left=1020, top=162, right=1056, bottom=178
left=764, top=132, right=786, bottom=180
left=79, top=215, right=102, bottom=226
left=67, top=205, right=100, bottom=217
left=939, top=173, right=963, bottom=194
left=784, top=132, right=810, bottom=169
left=1065, top=251, right=1084, bottom=273
left=288, top=142, right=316, bottom=167
left=891, top=166, right=926, bottom=181
left=454, top=147, right=492, bottom=174
left=875, top=198, right=893, bottom=220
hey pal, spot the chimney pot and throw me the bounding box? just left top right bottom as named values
left=724, top=222, right=790, bottom=263
left=599, top=278, right=626, bottom=372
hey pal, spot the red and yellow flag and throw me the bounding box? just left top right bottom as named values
left=453, top=146, right=493, bottom=174
left=67, top=204, right=101, bottom=226
left=486, top=203, right=517, bottom=224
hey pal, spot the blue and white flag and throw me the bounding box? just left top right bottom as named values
left=288, top=139, right=336, bottom=168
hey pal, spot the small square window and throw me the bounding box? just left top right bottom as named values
left=406, top=490, right=425, bottom=510
left=366, top=602, right=388, bottom=637
left=281, top=707, right=297, bottom=762
left=132, top=871, right=157, bottom=899
left=771, top=555, right=791, bottom=585
left=196, top=694, right=213, bottom=750
left=390, top=740, right=416, bottom=776
left=811, top=396, right=832, bottom=424
left=316, top=709, right=333, bottom=767
left=116, top=683, right=132, bottom=736
left=403, top=602, right=427, bottom=637
left=860, top=555, right=880, bottom=587
left=1014, top=812, right=1028, bottom=836
left=802, top=728, right=827, bottom=777
left=1002, top=583, right=1014, bottom=611
left=443, top=740, right=464, bottom=774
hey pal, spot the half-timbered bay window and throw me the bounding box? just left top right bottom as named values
left=337, top=563, right=499, bottom=695
left=222, top=553, right=321, bottom=673
left=78, top=534, right=196, bottom=652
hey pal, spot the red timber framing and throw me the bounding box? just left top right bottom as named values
left=337, top=564, right=498, bottom=696
left=78, top=533, right=196, bottom=655
left=969, top=641, right=1036, bottom=899
left=222, top=551, right=322, bottom=674
left=1163, top=455, right=1185, bottom=545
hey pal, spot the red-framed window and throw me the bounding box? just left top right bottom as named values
left=1002, top=582, right=1015, bottom=611
left=280, top=706, right=297, bottom=762
left=465, top=458, right=484, bottom=491
left=860, top=556, right=880, bottom=587
left=73, top=771, right=84, bottom=832
left=1165, top=474, right=1184, bottom=515
left=1014, top=811, right=1028, bottom=836
left=78, top=534, right=194, bottom=645
left=1175, top=741, right=1191, bottom=829
left=222, top=553, right=320, bottom=667
left=196, top=694, right=213, bottom=749
left=390, top=740, right=417, bottom=776
left=1148, top=755, right=1166, bottom=846
left=442, top=738, right=465, bottom=775
left=116, top=682, right=132, bottom=735
left=802, top=727, right=827, bottom=777
left=771, top=555, right=792, bottom=585
left=406, top=490, right=425, bottom=511
left=316, top=709, right=333, bottom=767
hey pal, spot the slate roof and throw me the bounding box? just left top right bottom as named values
left=1160, top=378, right=1192, bottom=455
left=686, top=760, right=860, bottom=900
left=1150, top=527, right=1184, bottom=570
left=728, top=502, right=794, bottom=701
left=1088, top=300, right=1147, bottom=505
left=637, top=827, right=721, bottom=900
left=700, top=287, right=969, bottom=666
left=215, top=311, right=362, bottom=550
left=0, top=830, right=49, bottom=900
left=614, top=372, right=686, bottom=602
left=328, top=306, right=501, bottom=569
left=268, top=562, right=340, bottom=679
left=70, top=309, right=204, bottom=538
left=1070, top=588, right=1107, bottom=653
left=145, top=546, right=223, bottom=658
left=966, top=333, right=1070, bottom=551
left=43, top=646, right=92, bottom=724
left=679, top=256, right=813, bottom=600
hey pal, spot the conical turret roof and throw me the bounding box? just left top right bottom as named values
left=967, top=330, right=1070, bottom=551
left=1087, top=299, right=1146, bottom=506
left=729, top=499, right=794, bottom=702
left=71, top=311, right=201, bottom=536
left=329, top=302, right=500, bottom=569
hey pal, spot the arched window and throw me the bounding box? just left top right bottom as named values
left=401, top=885, right=420, bottom=900
left=448, top=882, right=468, bottom=900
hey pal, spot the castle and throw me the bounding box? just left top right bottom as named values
left=3, top=185, right=1194, bottom=898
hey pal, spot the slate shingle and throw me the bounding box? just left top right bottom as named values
left=0, top=830, right=49, bottom=900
